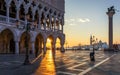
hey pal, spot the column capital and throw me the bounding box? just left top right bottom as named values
left=106, top=6, right=115, bottom=17
left=16, top=6, right=20, bottom=11
left=6, top=4, right=10, bottom=8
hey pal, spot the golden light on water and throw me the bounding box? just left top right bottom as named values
left=34, top=50, right=56, bottom=75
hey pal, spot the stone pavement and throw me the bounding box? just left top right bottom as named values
left=0, top=50, right=120, bottom=75
left=85, top=52, right=120, bottom=75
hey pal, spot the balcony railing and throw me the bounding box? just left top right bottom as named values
left=0, top=15, right=62, bottom=33
left=0, top=15, right=7, bottom=23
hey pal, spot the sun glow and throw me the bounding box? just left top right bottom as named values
left=46, top=38, right=52, bottom=49
left=47, top=38, right=51, bottom=43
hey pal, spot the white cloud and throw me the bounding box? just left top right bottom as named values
left=65, top=18, right=90, bottom=26
left=86, top=18, right=90, bottom=22
left=78, top=18, right=90, bottom=23
left=78, top=19, right=86, bottom=23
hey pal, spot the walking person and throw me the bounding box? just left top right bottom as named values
left=90, top=51, right=95, bottom=62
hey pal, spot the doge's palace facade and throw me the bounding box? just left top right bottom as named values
left=0, top=0, right=65, bottom=54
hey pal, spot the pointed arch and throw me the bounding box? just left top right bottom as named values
left=0, top=0, right=6, bottom=16
left=19, top=4, right=25, bottom=20
left=28, top=7, right=32, bottom=21
left=0, top=29, right=15, bottom=53
left=34, top=10, right=39, bottom=27
left=9, top=0, right=16, bottom=18
left=19, top=31, right=31, bottom=53
left=35, top=33, right=44, bottom=57
left=41, top=12, right=45, bottom=29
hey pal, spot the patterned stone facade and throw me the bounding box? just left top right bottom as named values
left=0, top=0, right=65, bottom=54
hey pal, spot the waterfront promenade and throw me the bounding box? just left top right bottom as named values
left=0, top=50, right=120, bottom=75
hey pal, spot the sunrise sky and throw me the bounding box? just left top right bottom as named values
left=64, top=0, right=120, bottom=47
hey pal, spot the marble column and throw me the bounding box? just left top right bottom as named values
left=32, top=12, right=35, bottom=21
left=31, top=41, right=35, bottom=54
left=49, top=16, right=52, bottom=30
left=38, top=15, right=41, bottom=29
left=60, top=37, right=65, bottom=52
left=106, top=6, right=115, bottom=49
left=54, top=17, right=56, bottom=31
left=44, top=17, right=47, bottom=31
left=61, top=18, right=64, bottom=33
left=6, top=4, right=10, bottom=23
left=16, top=7, right=20, bottom=20
left=15, top=41, right=19, bottom=54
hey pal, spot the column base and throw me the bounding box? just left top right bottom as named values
left=60, top=48, right=65, bottom=53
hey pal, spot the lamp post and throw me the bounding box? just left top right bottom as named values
left=91, top=36, right=98, bottom=53
left=16, top=14, right=35, bottom=65
left=90, top=35, right=98, bottom=61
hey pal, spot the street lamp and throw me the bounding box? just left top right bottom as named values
left=91, top=36, right=98, bottom=53
left=16, top=14, right=35, bottom=65
left=90, top=35, right=98, bottom=61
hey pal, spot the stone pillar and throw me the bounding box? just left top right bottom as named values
left=32, top=13, right=35, bottom=21
left=60, top=35, right=65, bottom=52
left=31, top=41, right=35, bottom=54
left=58, top=19, right=60, bottom=30
left=44, top=17, right=47, bottom=31
left=15, top=41, right=19, bottom=54
left=6, top=4, right=10, bottom=23
left=16, top=7, right=20, bottom=20
left=38, top=15, right=41, bottom=29
left=106, top=6, right=115, bottom=49
left=61, top=18, right=64, bottom=33
left=24, top=9, right=28, bottom=24
left=49, top=16, right=52, bottom=30
left=54, top=17, right=56, bottom=31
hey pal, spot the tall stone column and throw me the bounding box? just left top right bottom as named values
left=49, top=16, right=52, bottom=30
left=54, top=17, right=56, bottom=31
left=60, top=38, right=65, bottom=52
left=106, top=6, right=115, bottom=49
left=16, top=7, right=20, bottom=20
left=24, top=8, right=28, bottom=24
left=44, top=16, right=47, bottom=31
left=31, top=41, right=35, bottom=54
left=38, top=15, right=41, bottom=29
left=58, top=19, right=60, bottom=30
left=6, top=4, right=10, bottom=23
left=15, top=41, right=19, bottom=54
left=32, top=12, right=35, bottom=21
left=61, top=18, right=64, bottom=33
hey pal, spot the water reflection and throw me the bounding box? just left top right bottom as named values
left=34, top=50, right=56, bottom=75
